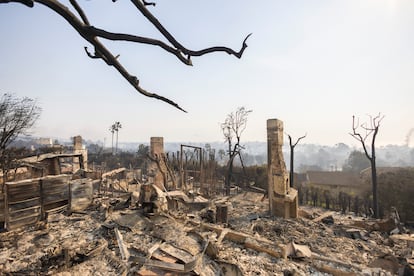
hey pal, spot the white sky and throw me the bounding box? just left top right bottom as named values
left=1, top=0, right=413, bottom=146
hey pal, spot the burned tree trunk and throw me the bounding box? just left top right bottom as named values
left=350, top=114, right=384, bottom=218
left=287, top=134, right=306, bottom=188
left=221, top=107, right=252, bottom=196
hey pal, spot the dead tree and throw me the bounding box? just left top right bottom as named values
left=1, top=0, right=251, bottom=112
left=0, top=93, right=41, bottom=183
left=350, top=113, right=384, bottom=218
left=221, top=107, right=252, bottom=196
left=287, top=133, right=306, bottom=188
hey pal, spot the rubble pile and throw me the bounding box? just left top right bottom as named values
left=0, top=191, right=413, bottom=275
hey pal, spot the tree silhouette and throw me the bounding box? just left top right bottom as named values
left=221, top=107, right=252, bottom=195
left=109, top=125, right=115, bottom=155
left=0, top=93, right=41, bottom=183
left=350, top=113, right=384, bottom=218
left=287, top=133, right=306, bottom=188
left=114, top=122, right=122, bottom=154
left=0, top=0, right=251, bottom=112
left=110, top=121, right=122, bottom=155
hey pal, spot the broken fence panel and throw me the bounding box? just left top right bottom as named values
left=70, top=178, right=93, bottom=212
left=2, top=175, right=93, bottom=231
left=4, top=178, right=41, bottom=230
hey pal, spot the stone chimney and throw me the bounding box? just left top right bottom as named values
left=149, top=137, right=165, bottom=190
left=73, top=135, right=88, bottom=172
left=267, top=119, right=298, bottom=218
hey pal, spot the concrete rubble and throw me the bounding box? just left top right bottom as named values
left=0, top=189, right=413, bottom=275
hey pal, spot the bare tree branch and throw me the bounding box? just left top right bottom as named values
left=350, top=114, right=384, bottom=161
left=69, top=0, right=89, bottom=25
left=287, top=132, right=306, bottom=188
left=85, top=26, right=192, bottom=65
left=142, top=0, right=156, bottom=6
left=350, top=115, right=370, bottom=160
left=0, top=0, right=33, bottom=7
left=186, top=33, right=252, bottom=59
left=0, top=93, right=41, bottom=182
left=1, top=0, right=250, bottom=112
left=129, top=0, right=251, bottom=58
left=349, top=113, right=384, bottom=219
left=84, top=47, right=101, bottom=60
left=221, top=107, right=252, bottom=195
left=288, top=133, right=307, bottom=148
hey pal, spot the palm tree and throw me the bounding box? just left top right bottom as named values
left=109, top=124, right=115, bottom=155
left=113, top=121, right=122, bottom=154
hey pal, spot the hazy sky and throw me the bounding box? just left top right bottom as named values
left=1, top=0, right=413, bottom=147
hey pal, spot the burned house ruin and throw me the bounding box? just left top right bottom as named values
left=0, top=128, right=413, bottom=275
left=267, top=119, right=298, bottom=218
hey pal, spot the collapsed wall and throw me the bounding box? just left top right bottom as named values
left=267, top=119, right=298, bottom=218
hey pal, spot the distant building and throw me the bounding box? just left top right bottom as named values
left=35, top=138, right=53, bottom=146
left=360, top=167, right=411, bottom=180
left=302, top=171, right=370, bottom=196
left=0, top=135, right=88, bottom=184
left=0, top=152, right=86, bottom=185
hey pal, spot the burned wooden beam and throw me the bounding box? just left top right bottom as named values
left=131, top=255, right=185, bottom=272
left=114, top=227, right=130, bottom=261
left=197, top=222, right=283, bottom=258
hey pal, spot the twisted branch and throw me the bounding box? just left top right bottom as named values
left=0, top=0, right=33, bottom=7
left=130, top=0, right=251, bottom=59
left=85, top=26, right=192, bottom=65
left=1, top=0, right=251, bottom=112
left=288, top=133, right=307, bottom=148
left=69, top=0, right=89, bottom=25
left=350, top=113, right=384, bottom=160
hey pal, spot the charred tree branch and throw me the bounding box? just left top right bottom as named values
left=0, top=0, right=33, bottom=7
left=2, top=0, right=187, bottom=112
left=1, top=0, right=249, bottom=112
left=287, top=133, right=306, bottom=188
left=85, top=26, right=192, bottom=65
left=186, top=33, right=252, bottom=58
left=143, top=0, right=156, bottom=6
left=84, top=47, right=101, bottom=59
left=130, top=0, right=251, bottom=59
left=69, top=0, right=89, bottom=25
left=349, top=113, right=384, bottom=219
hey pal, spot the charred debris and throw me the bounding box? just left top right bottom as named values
left=0, top=132, right=413, bottom=275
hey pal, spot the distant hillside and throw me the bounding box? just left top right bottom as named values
left=115, top=141, right=414, bottom=170
left=13, top=137, right=414, bottom=171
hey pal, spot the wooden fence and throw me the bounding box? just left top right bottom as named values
left=1, top=175, right=93, bottom=231
left=5, top=178, right=43, bottom=231
left=70, top=178, right=93, bottom=212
